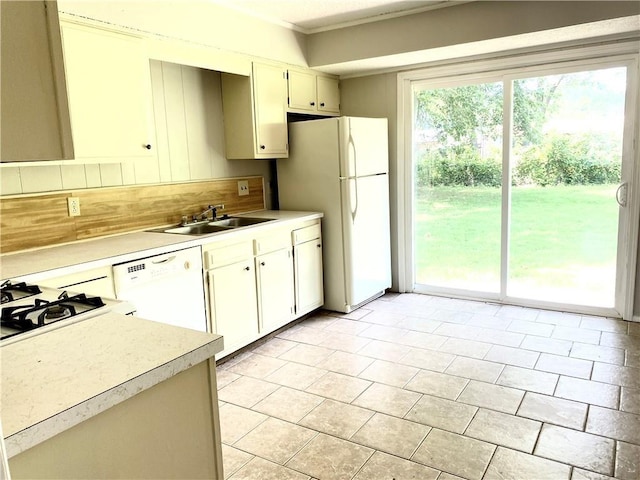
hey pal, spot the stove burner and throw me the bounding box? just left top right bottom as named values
left=42, top=304, right=73, bottom=320
left=0, top=281, right=42, bottom=304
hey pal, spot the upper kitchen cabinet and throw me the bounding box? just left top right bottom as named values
left=221, top=62, right=288, bottom=159
left=59, top=19, right=154, bottom=162
left=0, top=1, right=74, bottom=162
left=287, top=68, right=340, bottom=116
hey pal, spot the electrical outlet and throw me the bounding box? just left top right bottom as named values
left=238, top=180, right=249, bottom=196
left=67, top=197, right=81, bottom=217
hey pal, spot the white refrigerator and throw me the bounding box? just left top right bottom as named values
left=277, top=116, right=391, bottom=313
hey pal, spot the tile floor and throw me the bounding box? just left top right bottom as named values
left=216, top=293, right=640, bottom=480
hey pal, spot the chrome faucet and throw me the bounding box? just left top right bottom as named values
left=200, top=204, right=225, bottom=221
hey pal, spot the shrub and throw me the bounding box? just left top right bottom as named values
left=416, top=147, right=501, bottom=187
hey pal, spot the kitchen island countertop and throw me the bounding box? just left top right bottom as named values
left=1, top=312, right=223, bottom=458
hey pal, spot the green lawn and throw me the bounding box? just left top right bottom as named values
left=415, top=184, right=619, bottom=304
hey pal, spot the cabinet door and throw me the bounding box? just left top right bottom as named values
left=256, top=248, right=295, bottom=332
left=38, top=266, right=115, bottom=299
left=207, top=261, right=258, bottom=353
left=287, top=70, right=316, bottom=112
left=317, top=76, right=340, bottom=114
left=252, top=63, right=288, bottom=156
left=60, top=22, right=152, bottom=161
left=294, top=238, right=324, bottom=316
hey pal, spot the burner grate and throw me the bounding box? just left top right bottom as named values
left=0, top=280, right=42, bottom=304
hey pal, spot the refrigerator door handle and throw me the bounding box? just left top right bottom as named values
left=348, top=132, right=358, bottom=222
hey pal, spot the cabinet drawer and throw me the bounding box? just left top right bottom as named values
left=254, top=230, right=290, bottom=255
left=292, top=224, right=321, bottom=245
left=204, top=241, right=253, bottom=269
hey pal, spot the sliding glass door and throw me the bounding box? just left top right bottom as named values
left=410, top=56, right=637, bottom=317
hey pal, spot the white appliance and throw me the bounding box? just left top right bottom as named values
left=113, top=246, right=207, bottom=332
left=277, top=116, right=391, bottom=313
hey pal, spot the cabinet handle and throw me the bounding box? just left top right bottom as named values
left=317, top=244, right=321, bottom=248
left=320, top=102, right=325, bottom=107
left=310, top=101, right=315, bottom=106
left=260, top=145, right=266, bottom=150
left=260, top=261, right=266, bottom=266
left=144, top=144, right=152, bottom=150
left=244, top=266, right=250, bottom=271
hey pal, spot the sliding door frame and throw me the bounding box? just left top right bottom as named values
left=397, top=42, right=640, bottom=319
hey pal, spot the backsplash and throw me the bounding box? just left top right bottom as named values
left=0, top=177, right=264, bottom=253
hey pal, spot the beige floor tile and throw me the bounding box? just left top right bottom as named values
left=475, top=328, right=525, bottom=348
left=438, top=337, right=492, bottom=359
left=305, top=371, right=372, bottom=403
left=621, top=387, right=640, bottom=414
left=278, top=343, right=335, bottom=366
left=570, top=343, right=625, bottom=365
left=586, top=406, right=640, bottom=444
left=484, top=344, right=540, bottom=368
left=580, top=316, right=628, bottom=333
left=404, top=369, right=469, bottom=400
left=571, top=468, right=616, bottom=480
left=615, top=441, right=640, bottom=480
left=535, top=352, right=593, bottom=379
left=507, top=319, right=554, bottom=337
left=317, top=332, right=372, bottom=354
left=325, top=318, right=372, bottom=335
left=358, top=359, right=419, bottom=387
left=517, top=392, right=588, bottom=430
left=357, top=339, right=411, bottom=362
left=399, top=347, right=455, bottom=372
left=466, top=314, right=511, bottom=330
left=457, top=380, right=525, bottom=414
left=276, top=325, right=331, bottom=345
left=351, top=413, right=431, bottom=459
left=520, top=335, right=572, bottom=355
left=629, top=322, right=640, bottom=337
left=465, top=408, right=541, bottom=453
left=552, top=325, right=601, bottom=345
left=627, top=351, right=640, bottom=368
left=234, top=417, right=316, bottom=465
left=360, top=310, right=406, bottom=326
left=264, top=362, right=327, bottom=390
left=484, top=446, right=571, bottom=480
left=358, top=323, right=408, bottom=342
left=444, top=356, right=505, bottom=383
left=600, top=332, right=640, bottom=350
left=352, top=382, right=421, bottom=417
left=298, top=399, right=374, bottom=439
left=397, top=330, right=449, bottom=350
left=496, top=305, right=540, bottom=321
left=315, top=350, right=374, bottom=376
left=252, top=386, right=323, bottom=423
left=496, top=365, right=558, bottom=395
left=217, top=369, right=241, bottom=389
left=592, top=362, right=640, bottom=389
left=404, top=394, right=477, bottom=433
left=395, top=315, right=442, bottom=333
left=412, top=429, right=496, bottom=480
left=298, top=313, right=337, bottom=329
left=219, top=403, right=267, bottom=444
left=437, top=474, right=466, bottom=480
left=352, top=451, right=439, bottom=480
left=430, top=309, right=473, bottom=324
left=218, top=376, right=280, bottom=408
left=222, top=444, right=253, bottom=479
left=328, top=307, right=372, bottom=321
left=535, top=424, right=615, bottom=475
left=219, top=351, right=254, bottom=369
left=231, top=457, right=310, bottom=480
left=536, top=310, right=582, bottom=327
left=227, top=354, right=288, bottom=379
left=554, top=376, right=620, bottom=409
left=250, top=337, right=298, bottom=357
left=286, top=433, right=373, bottom=480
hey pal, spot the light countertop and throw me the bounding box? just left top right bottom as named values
left=0, top=210, right=322, bottom=281
left=1, top=312, right=224, bottom=458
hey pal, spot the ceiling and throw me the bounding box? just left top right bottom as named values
left=210, top=0, right=457, bottom=33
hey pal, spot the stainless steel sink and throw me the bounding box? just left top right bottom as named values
left=210, top=217, right=273, bottom=227
left=148, top=216, right=275, bottom=236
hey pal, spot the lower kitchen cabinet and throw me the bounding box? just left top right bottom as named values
left=204, top=241, right=259, bottom=356
left=256, top=247, right=295, bottom=332
left=293, top=224, right=324, bottom=317
left=36, top=265, right=115, bottom=298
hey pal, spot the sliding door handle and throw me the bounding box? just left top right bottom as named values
left=616, top=183, right=628, bottom=207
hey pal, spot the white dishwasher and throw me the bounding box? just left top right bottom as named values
left=113, top=246, right=207, bottom=332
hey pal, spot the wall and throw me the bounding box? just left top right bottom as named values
left=307, top=1, right=640, bottom=70
left=0, top=62, right=273, bottom=203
